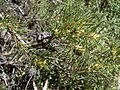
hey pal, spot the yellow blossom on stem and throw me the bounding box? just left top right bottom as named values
left=36, top=60, right=46, bottom=68
left=77, top=22, right=85, bottom=29
left=91, top=33, right=99, bottom=40
left=74, top=45, right=85, bottom=52
left=90, top=63, right=103, bottom=70
left=73, top=45, right=85, bottom=56
left=76, top=31, right=82, bottom=34
left=111, top=50, right=117, bottom=55
left=32, top=59, right=46, bottom=68
left=54, top=29, right=60, bottom=35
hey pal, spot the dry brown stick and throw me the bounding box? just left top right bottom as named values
left=7, top=27, right=31, bottom=58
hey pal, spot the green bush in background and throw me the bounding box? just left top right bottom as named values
left=0, top=0, right=120, bottom=89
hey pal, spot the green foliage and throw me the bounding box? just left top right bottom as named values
left=0, top=0, right=120, bottom=89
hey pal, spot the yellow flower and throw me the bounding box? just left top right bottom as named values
left=36, top=61, right=46, bottom=68
left=74, top=30, right=84, bottom=35
left=74, top=45, right=85, bottom=52
left=77, top=22, right=85, bottom=29
left=90, top=63, right=103, bottom=69
left=76, top=31, right=83, bottom=36
left=111, top=50, right=117, bottom=55
left=33, top=59, right=46, bottom=68
left=74, top=45, right=82, bottom=49
left=54, top=29, right=60, bottom=35
left=91, top=33, right=99, bottom=40
left=73, top=45, right=85, bottom=56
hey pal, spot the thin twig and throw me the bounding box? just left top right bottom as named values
left=7, top=27, right=30, bottom=58
left=51, top=62, right=71, bottom=78
left=0, top=66, right=8, bottom=86
left=45, top=57, right=63, bottom=61
left=25, top=75, right=33, bottom=90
